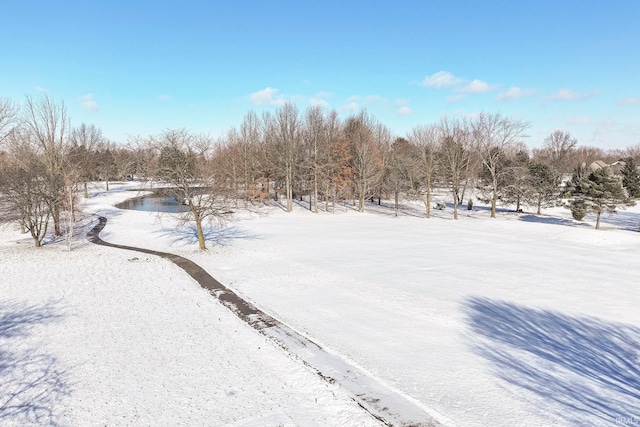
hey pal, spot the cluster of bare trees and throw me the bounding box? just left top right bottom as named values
left=213, top=108, right=552, bottom=219
left=0, top=96, right=76, bottom=246
left=2, top=95, right=640, bottom=247
left=0, top=96, right=152, bottom=247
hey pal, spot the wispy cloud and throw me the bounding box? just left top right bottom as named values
left=157, top=94, right=173, bottom=102
left=249, top=87, right=286, bottom=106
left=34, top=86, right=47, bottom=93
left=496, top=86, right=536, bottom=101
left=456, top=79, right=498, bottom=94
left=545, top=89, right=600, bottom=101
left=80, top=93, right=99, bottom=111
left=309, top=91, right=333, bottom=108
left=567, top=116, right=592, bottom=125
left=346, top=95, right=386, bottom=106
left=615, top=97, right=639, bottom=106
left=339, top=101, right=360, bottom=113
left=446, top=94, right=465, bottom=104
left=339, top=94, right=386, bottom=112
left=395, top=99, right=412, bottom=115
left=397, top=106, right=412, bottom=115
left=309, top=98, right=330, bottom=108
left=421, top=71, right=463, bottom=88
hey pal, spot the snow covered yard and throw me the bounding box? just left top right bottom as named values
left=2, top=182, right=640, bottom=426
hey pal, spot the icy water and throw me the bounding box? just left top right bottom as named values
left=115, top=192, right=190, bottom=213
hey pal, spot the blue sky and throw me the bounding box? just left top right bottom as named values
left=2, top=1, right=639, bottom=149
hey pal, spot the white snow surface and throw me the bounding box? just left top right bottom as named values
left=2, top=182, right=640, bottom=427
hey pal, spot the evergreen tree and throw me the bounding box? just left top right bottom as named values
left=528, top=161, right=561, bottom=215
left=567, top=165, right=634, bottom=229
left=621, top=157, right=640, bottom=198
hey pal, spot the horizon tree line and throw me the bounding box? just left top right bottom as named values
left=1, top=95, right=639, bottom=247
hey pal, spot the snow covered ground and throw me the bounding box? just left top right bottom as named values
left=2, top=182, right=640, bottom=426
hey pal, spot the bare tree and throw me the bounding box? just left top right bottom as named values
left=94, top=140, right=117, bottom=191
left=317, top=110, right=343, bottom=211
left=69, top=123, right=103, bottom=198
left=538, top=130, right=578, bottom=175
left=385, top=137, right=416, bottom=216
left=624, top=144, right=640, bottom=162
left=238, top=111, right=265, bottom=206
left=471, top=112, right=529, bottom=218
left=0, top=98, right=18, bottom=144
left=21, top=95, right=70, bottom=236
left=408, top=124, right=441, bottom=218
left=439, top=117, right=470, bottom=220
left=125, top=135, right=157, bottom=181
left=0, top=128, right=52, bottom=246
left=344, top=111, right=384, bottom=212
left=269, top=103, right=302, bottom=212
left=153, top=129, right=233, bottom=250
left=572, top=145, right=607, bottom=169
left=303, top=105, right=327, bottom=213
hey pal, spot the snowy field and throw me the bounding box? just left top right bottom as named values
left=2, top=182, right=640, bottom=426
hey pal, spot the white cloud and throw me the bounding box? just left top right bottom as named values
left=615, top=97, right=639, bottom=106
left=339, top=95, right=386, bottom=112
left=495, top=87, right=536, bottom=101
left=34, top=86, right=47, bottom=93
left=456, top=79, right=497, bottom=94
left=421, top=71, right=463, bottom=88
left=394, top=99, right=412, bottom=116
left=249, top=87, right=286, bottom=106
left=80, top=93, right=99, bottom=111
left=157, top=94, right=173, bottom=102
left=309, top=91, right=333, bottom=108
left=397, top=106, right=412, bottom=116
left=567, top=116, right=592, bottom=125
left=339, top=101, right=360, bottom=113
left=309, top=98, right=330, bottom=108
left=545, top=89, right=599, bottom=101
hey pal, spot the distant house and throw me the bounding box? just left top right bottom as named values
left=588, top=160, right=609, bottom=172
left=609, top=160, right=626, bottom=175
left=588, top=159, right=627, bottom=178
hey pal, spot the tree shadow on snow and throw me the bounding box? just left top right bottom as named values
left=464, top=297, right=640, bottom=427
left=593, top=210, right=640, bottom=231
left=0, top=300, right=69, bottom=426
left=519, top=211, right=640, bottom=232
left=518, top=214, right=590, bottom=228
left=156, top=223, right=259, bottom=247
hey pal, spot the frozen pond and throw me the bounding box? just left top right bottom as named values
left=115, top=192, right=190, bottom=213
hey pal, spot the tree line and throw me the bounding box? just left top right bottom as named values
left=1, top=96, right=639, bottom=248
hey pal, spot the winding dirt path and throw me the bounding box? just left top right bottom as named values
left=87, top=215, right=442, bottom=427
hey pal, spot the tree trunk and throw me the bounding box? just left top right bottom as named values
left=537, top=196, right=542, bottom=215
left=394, top=190, right=399, bottom=217
left=285, top=167, right=293, bottom=212
left=53, top=207, right=62, bottom=236
left=195, top=214, right=207, bottom=250
left=453, top=190, right=459, bottom=220
left=313, top=169, right=318, bottom=214
left=426, top=177, right=432, bottom=219
left=325, top=183, right=329, bottom=212
left=105, top=179, right=110, bottom=192
left=596, top=211, right=601, bottom=230
left=84, top=181, right=89, bottom=198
